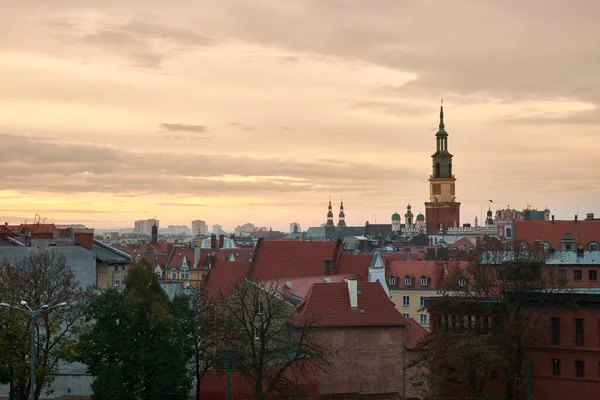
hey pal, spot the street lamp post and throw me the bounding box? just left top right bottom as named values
left=0, top=301, right=67, bottom=400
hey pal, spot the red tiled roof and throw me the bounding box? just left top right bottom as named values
left=195, top=248, right=254, bottom=269
left=204, top=261, right=252, bottom=297
left=249, top=240, right=340, bottom=280
left=166, top=248, right=195, bottom=269
left=276, top=275, right=358, bottom=299
left=140, top=253, right=170, bottom=272
left=386, top=261, right=469, bottom=289
left=405, top=318, right=428, bottom=350
left=335, top=253, right=371, bottom=279
left=514, top=219, right=600, bottom=250
left=290, top=282, right=408, bottom=328
left=450, top=237, right=476, bottom=249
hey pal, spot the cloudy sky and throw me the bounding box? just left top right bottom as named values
left=1, top=0, right=599, bottom=231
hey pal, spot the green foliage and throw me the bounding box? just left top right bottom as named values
left=77, top=260, right=194, bottom=400
left=0, top=250, right=91, bottom=400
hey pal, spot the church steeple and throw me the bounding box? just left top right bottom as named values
left=338, top=198, right=346, bottom=227
left=432, top=99, right=453, bottom=179
left=326, top=197, right=335, bottom=227
left=151, top=220, right=158, bottom=245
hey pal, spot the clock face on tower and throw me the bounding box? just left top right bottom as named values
left=432, top=184, right=441, bottom=195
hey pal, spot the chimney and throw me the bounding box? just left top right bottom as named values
left=210, top=234, right=217, bottom=249
left=532, top=240, right=541, bottom=252
left=74, top=232, right=94, bottom=250
left=218, top=234, right=225, bottom=249
left=551, top=215, right=555, bottom=223
left=586, top=213, right=594, bottom=220
left=194, top=246, right=201, bottom=270
left=347, top=279, right=358, bottom=310
left=575, top=215, right=578, bottom=223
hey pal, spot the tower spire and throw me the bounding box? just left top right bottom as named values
left=438, top=98, right=445, bottom=132
left=326, top=197, right=335, bottom=227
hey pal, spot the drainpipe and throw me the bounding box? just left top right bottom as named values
left=402, top=328, right=407, bottom=400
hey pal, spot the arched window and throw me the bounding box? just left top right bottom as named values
left=505, top=227, right=512, bottom=238
left=541, top=241, right=551, bottom=250
left=435, top=163, right=441, bottom=178
left=589, top=242, right=599, bottom=252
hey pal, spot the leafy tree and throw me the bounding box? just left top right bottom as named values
left=428, top=241, right=573, bottom=399
left=0, top=250, right=90, bottom=400
left=174, top=284, right=227, bottom=400
left=77, top=259, right=194, bottom=400
left=221, top=280, right=326, bottom=399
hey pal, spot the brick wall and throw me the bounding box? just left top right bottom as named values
left=315, top=326, right=406, bottom=396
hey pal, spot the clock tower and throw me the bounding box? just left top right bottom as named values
left=425, top=101, right=460, bottom=234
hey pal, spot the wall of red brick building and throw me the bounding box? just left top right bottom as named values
left=525, top=307, right=600, bottom=399
left=316, top=326, right=406, bottom=397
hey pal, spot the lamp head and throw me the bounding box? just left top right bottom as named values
left=0, top=302, right=9, bottom=308
left=57, top=302, right=67, bottom=307
left=20, top=300, right=27, bottom=306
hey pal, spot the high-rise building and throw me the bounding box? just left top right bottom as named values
left=191, top=220, right=208, bottom=236
left=213, top=224, right=223, bottom=235
left=133, top=219, right=159, bottom=235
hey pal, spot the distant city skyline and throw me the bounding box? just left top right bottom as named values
left=1, top=1, right=598, bottom=231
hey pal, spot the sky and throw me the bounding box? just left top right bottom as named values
left=1, top=0, right=599, bottom=232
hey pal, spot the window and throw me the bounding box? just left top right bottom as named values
left=552, top=318, right=560, bottom=345
left=256, top=301, right=264, bottom=315
left=420, top=277, right=428, bottom=286
left=121, top=265, right=126, bottom=271
left=575, top=319, right=584, bottom=346
left=404, top=277, right=412, bottom=285
left=181, top=267, right=189, bottom=280
left=113, top=280, right=119, bottom=289
left=558, top=269, right=567, bottom=280
left=114, top=265, right=119, bottom=272
left=565, top=243, right=572, bottom=251
left=589, top=270, right=598, bottom=281
left=420, top=314, right=428, bottom=325
left=589, top=242, right=599, bottom=252
left=575, top=360, right=584, bottom=377
left=552, top=359, right=561, bottom=376
left=505, top=227, right=512, bottom=238
left=402, top=313, right=410, bottom=319
left=402, top=296, right=410, bottom=307
left=388, top=276, right=396, bottom=285
left=171, top=270, right=176, bottom=279
left=458, top=278, right=467, bottom=287
left=574, top=270, right=583, bottom=281
left=420, top=296, right=426, bottom=307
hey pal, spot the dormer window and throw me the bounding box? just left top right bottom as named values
left=388, top=276, right=397, bottom=285
left=420, top=277, right=428, bottom=286
left=589, top=242, right=599, bottom=252
left=404, top=277, right=412, bottom=286
left=458, top=278, right=467, bottom=287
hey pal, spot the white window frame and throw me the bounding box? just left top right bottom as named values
left=404, top=277, right=412, bottom=285
left=402, top=313, right=410, bottom=319
left=402, top=296, right=410, bottom=307
left=170, top=270, right=176, bottom=280
left=589, top=242, right=599, bottom=252
left=113, top=280, right=119, bottom=289
left=419, top=314, right=428, bottom=325
left=459, top=278, right=467, bottom=287
left=420, top=277, right=428, bottom=286
left=420, top=296, right=426, bottom=307
left=388, top=276, right=396, bottom=285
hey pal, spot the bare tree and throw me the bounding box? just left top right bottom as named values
left=220, top=280, right=326, bottom=399
left=0, top=250, right=91, bottom=400
left=176, top=283, right=228, bottom=400
left=430, top=241, right=573, bottom=399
